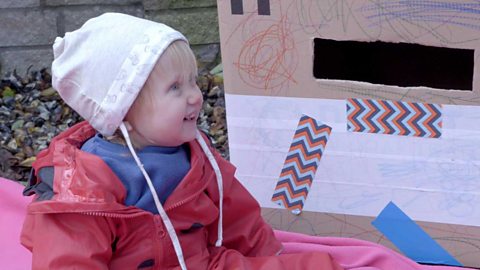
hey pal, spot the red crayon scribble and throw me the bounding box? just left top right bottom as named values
left=234, top=13, right=298, bottom=92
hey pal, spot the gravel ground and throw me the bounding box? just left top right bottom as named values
left=0, top=67, right=228, bottom=183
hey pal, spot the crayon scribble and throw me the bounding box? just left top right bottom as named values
left=360, top=1, right=480, bottom=43
left=234, top=12, right=298, bottom=92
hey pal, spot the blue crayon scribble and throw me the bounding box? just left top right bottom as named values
left=360, top=1, right=480, bottom=36
left=378, top=143, right=480, bottom=218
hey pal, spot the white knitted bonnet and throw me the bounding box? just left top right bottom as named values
left=52, top=12, right=187, bottom=136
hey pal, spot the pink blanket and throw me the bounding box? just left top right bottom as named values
left=0, top=177, right=32, bottom=269
left=0, top=177, right=475, bottom=269
left=276, top=230, right=475, bottom=270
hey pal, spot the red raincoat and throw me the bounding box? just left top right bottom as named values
left=21, top=121, right=342, bottom=270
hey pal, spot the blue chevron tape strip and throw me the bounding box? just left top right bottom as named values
left=347, top=98, right=442, bottom=138
left=272, top=115, right=332, bottom=213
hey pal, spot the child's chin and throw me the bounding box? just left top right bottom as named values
left=182, top=132, right=197, bottom=143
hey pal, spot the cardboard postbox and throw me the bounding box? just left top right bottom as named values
left=217, top=0, right=480, bottom=267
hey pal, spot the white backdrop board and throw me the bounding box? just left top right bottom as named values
left=217, top=0, right=480, bottom=267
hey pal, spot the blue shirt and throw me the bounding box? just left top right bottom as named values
left=81, top=134, right=190, bottom=214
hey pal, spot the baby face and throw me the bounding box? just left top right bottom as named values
left=125, top=46, right=203, bottom=148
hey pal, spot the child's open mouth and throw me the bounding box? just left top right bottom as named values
left=184, top=114, right=197, bottom=121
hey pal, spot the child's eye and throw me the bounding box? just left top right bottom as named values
left=170, top=83, right=179, bottom=91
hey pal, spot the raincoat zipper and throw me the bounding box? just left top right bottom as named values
left=80, top=210, right=151, bottom=219
left=79, top=176, right=212, bottom=218
left=165, top=176, right=213, bottom=211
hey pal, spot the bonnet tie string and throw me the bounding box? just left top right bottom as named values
left=195, top=130, right=224, bottom=247
left=119, top=122, right=187, bottom=270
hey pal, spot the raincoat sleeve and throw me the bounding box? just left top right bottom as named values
left=21, top=211, right=115, bottom=269
left=211, top=150, right=283, bottom=257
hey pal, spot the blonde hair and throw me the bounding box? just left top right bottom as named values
left=107, top=40, right=198, bottom=145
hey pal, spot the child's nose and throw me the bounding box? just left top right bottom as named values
left=187, top=85, right=203, bottom=105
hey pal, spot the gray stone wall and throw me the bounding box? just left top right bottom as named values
left=0, top=0, right=219, bottom=76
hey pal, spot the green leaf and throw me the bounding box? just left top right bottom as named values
left=2, top=87, right=15, bottom=98
left=209, top=63, right=223, bottom=75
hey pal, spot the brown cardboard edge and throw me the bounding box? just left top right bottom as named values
left=262, top=207, right=480, bottom=268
